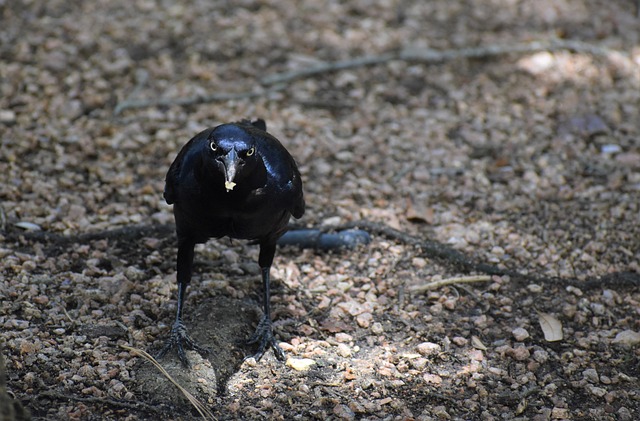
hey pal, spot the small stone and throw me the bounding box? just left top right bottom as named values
left=336, top=343, right=352, bottom=358
left=33, top=295, right=50, bottom=305
left=371, top=322, right=384, bottom=335
left=0, top=109, right=16, bottom=125
left=600, top=143, right=622, bottom=155
left=527, top=284, right=543, bottom=293
left=411, top=257, right=427, bottom=268
left=582, top=368, right=599, bottom=383
left=416, top=342, right=441, bottom=356
left=612, top=330, right=640, bottom=348
left=423, top=373, right=442, bottom=384
left=618, top=407, right=633, bottom=421
left=286, top=358, right=316, bottom=371
left=588, top=385, right=607, bottom=397
left=551, top=407, right=570, bottom=419
left=452, top=336, right=468, bottom=346
left=512, top=327, right=530, bottom=341
left=335, top=332, right=353, bottom=343
left=333, top=403, right=355, bottom=420
left=356, top=312, right=373, bottom=328
left=411, top=358, right=428, bottom=370
left=507, top=346, right=530, bottom=361
left=589, top=303, right=605, bottom=316
left=532, top=349, right=549, bottom=363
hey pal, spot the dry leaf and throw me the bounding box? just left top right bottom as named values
left=405, top=196, right=434, bottom=224
left=537, top=312, right=563, bottom=342
left=14, top=221, right=42, bottom=231
left=471, top=335, right=487, bottom=351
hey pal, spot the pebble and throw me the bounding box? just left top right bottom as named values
left=356, top=312, right=373, bottom=328
left=507, top=346, right=530, bottom=361
left=370, top=322, right=384, bottom=335
left=601, top=144, right=621, bottom=154
left=286, top=358, right=316, bottom=372
left=335, top=332, right=353, bottom=343
left=423, top=373, right=443, bottom=385
left=410, top=358, right=428, bottom=370
left=452, top=336, right=468, bottom=346
left=336, top=343, right=352, bottom=357
left=416, top=342, right=441, bottom=356
left=582, top=368, right=599, bottom=383
left=532, top=349, right=549, bottom=363
left=527, top=284, right=543, bottom=293
left=0, top=109, right=16, bottom=125
left=588, top=385, right=607, bottom=397
left=512, top=327, right=530, bottom=341
left=333, top=404, right=355, bottom=420
left=411, top=257, right=427, bottom=268
left=611, top=330, right=640, bottom=348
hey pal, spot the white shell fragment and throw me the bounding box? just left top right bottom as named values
left=14, top=221, right=42, bottom=231
left=224, top=181, right=236, bottom=191
left=286, top=358, right=316, bottom=371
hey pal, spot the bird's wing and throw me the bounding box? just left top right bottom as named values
left=262, top=139, right=305, bottom=219
left=288, top=161, right=305, bottom=219
left=164, top=128, right=213, bottom=205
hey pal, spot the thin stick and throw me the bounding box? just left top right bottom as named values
left=114, top=84, right=286, bottom=115
left=264, top=39, right=630, bottom=86
left=113, top=39, right=632, bottom=113
left=410, top=275, right=493, bottom=293
left=120, top=345, right=216, bottom=421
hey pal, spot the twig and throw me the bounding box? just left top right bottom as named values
left=114, top=84, right=287, bottom=115
left=409, top=275, right=493, bottom=294
left=113, top=39, right=632, bottom=113
left=0, top=204, right=6, bottom=232
left=8, top=220, right=637, bottom=291
left=260, top=52, right=396, bottom=85
left=32, top=391, right=164, bottom=415
left=120, top=345, right=216, bottom=421
left=325, top=219, right=513, bottom=277
left=264, top=39, right=630, bottom=86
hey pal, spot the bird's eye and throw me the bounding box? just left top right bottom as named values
left=210, top=142, right=218, bottom=152
left=246, top=147, right=255, bottom=157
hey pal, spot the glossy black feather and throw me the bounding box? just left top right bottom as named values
left=165, top=121, right=304, bottom=240
left=158, top=120, right=305, bottom=365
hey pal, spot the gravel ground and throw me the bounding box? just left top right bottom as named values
left=1, top=0, right=639, bottom=420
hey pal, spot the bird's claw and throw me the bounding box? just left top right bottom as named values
left=156, top=320, right=210, bottom=368
left=245, top=316, right=285, bottom=362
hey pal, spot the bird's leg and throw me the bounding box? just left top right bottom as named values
left=157, top=238, right=209, bottom=367
left=245, top=243, right=286, bottom=362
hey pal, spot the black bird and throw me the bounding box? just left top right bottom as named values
left=158, top=119, right=304, bottom=366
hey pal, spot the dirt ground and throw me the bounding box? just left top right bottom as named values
left=1, top=0, right=639, bottom=420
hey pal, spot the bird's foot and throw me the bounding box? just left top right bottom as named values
left=245, top=315, right=285, bottom=362
left=156, top=319, right=210, bottom=368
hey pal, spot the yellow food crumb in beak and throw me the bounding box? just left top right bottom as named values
left=225, top=181, right=236, bottom=192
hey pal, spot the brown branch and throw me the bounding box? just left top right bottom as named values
left=114, top=85, right=287, bottom=115
left=264, top=39, right=630, bottom=86
left=113, top=39, right=632, bottom=114
left=8, top=220, right=637, bottom=290
left=409, top=275, right=493, bottom=293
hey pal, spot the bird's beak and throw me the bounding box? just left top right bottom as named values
left=221, top=148, right=238, bottom=192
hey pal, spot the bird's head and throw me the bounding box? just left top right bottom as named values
left=206, top=125, right=265, bottom=192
